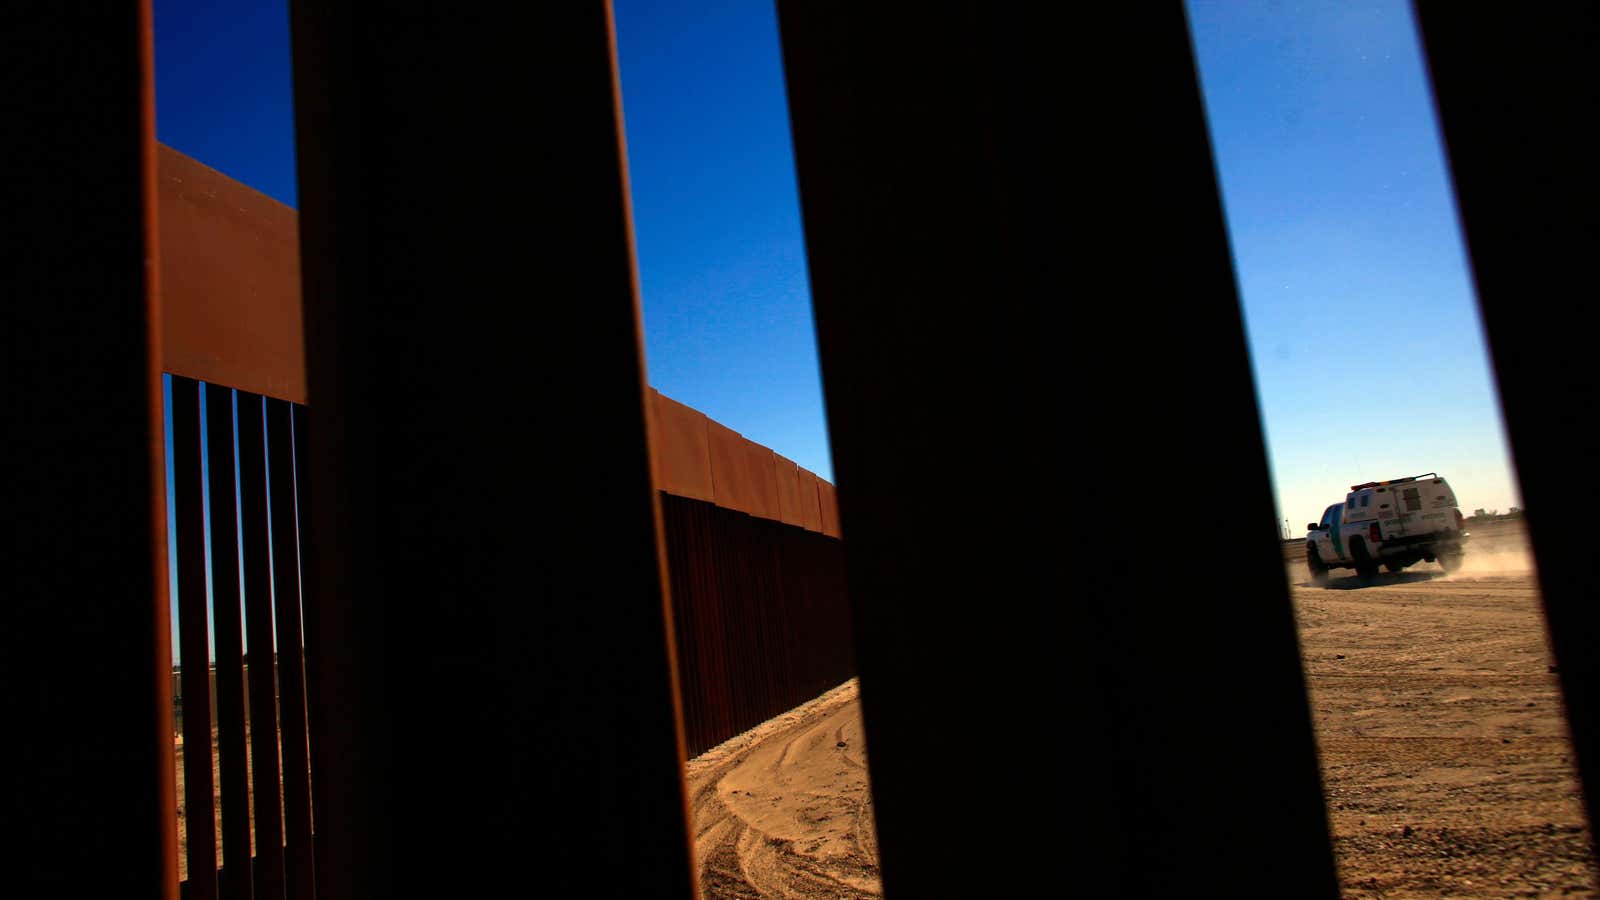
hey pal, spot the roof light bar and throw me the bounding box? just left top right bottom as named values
left=1349, top=472, right=1438, bottom=492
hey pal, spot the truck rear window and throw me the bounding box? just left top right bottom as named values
left=1403, top=487, right=1422, bottom=511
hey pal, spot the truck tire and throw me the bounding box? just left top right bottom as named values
left=1384, top=561, right=1408, bottom=574
left=1438, top=550, right=1464, bottom=574
left=1350, top=538, right=1379, bottom=581
left=1306, top=546, right=1330, bottom=586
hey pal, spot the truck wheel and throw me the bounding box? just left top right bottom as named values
left=1350, top=539, right=1378, bottom=581
left=1384, top=561, right=1407, bottom=574
left=1306, top=547, right=1329, bottom=586
left=1438, top=551, right=1464, bottom=574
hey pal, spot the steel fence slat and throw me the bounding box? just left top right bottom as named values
left=205, top=385, right=253, bottom=900
left=266, top=398, right=314, bottom=900
left=235, top=391, right=285, bottom=900
left=172, top=376, right=218, bottom=900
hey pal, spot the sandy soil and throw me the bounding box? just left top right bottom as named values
left=685, top=519, right=1597, bottom=898
left=1290, top=521, right=1597, bottom=898
left=174, top=725, right=266, bottom=883
left=173, top=520, right=1594, bottom=896
left=685, top=680, right=881, bottom=898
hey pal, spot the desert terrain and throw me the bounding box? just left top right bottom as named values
left=680, top=519, right=1597, bottom=897
left=1288, top=519, right=1596, bottom=898
left=685, top=679, right=881, bottom=898
left=174, top=519, right=1596, bottom=896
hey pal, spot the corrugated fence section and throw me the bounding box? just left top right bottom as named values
left=168, top=375, right=314, bottom=900
left=661, top=494, right=851, bottom=757
left=649, top=388, right=842, bottom=538
left=647, top=388, right=851, bottom=756
left=157, top=144, right=853, bottom=895
left=166, top=372, right=851, bottom=892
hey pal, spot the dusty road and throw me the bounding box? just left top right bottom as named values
left=172, top=522, right=1593, bottom=895
left=686, top=520, right=1596, bottom=897
left=685, top=680, right=881, bottom=898
left=1290, top=521, right=1596, bottom=897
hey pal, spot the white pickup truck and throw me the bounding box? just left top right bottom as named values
left=1305, top=473, right=1468, bottom=584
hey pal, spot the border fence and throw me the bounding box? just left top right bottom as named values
left=20, top=4, right=1594, bottom=898
left=164, top=374, right=852, bottom=897
left=156, top=146, right=854, bottom=894
left=168, top=378, right=312, bottom=899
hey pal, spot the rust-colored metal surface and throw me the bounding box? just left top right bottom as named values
left=157, top=145, right=306, bottom=405
left=708, top=419, right=758, bottom=514
left=147, top=8, right=181, bottom=894
left=817, top=481, right=842, bottom=538
left=21, top=7, right=1592, bottom=898
left=172, top=377, right=219, bottom=900
left=661, top=494, right=852, bottom=757
left=162, top=131, right=836, bottom=518
left=651, top=389, right=715, bottom=502
left=287, top=3, right=695, bottom=895
left=650, top=389, right=836, bottom=526
left=772, top=453, right=805, bottom=528
left=204, top=386, right=254, bottom=900
left=15, top=2, right=175, bottom=895
left=235, top=391, right=286, bottom=899
left=741, top=437, right=782, bottom=521
left=797, top=467, right=824, bottom=533
left=266, top=398, right=314, bottom=900
left=777, top=2, right=1337, bottom=895
left=170, top=383, right=313, bottom=899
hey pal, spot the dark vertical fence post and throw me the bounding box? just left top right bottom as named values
left=657, top=495, right=851, bottom=758
left=235, top=391, right=285, bottom=899
left=290, top=404, right=313, bottom=873
left=775, top=3, right=1337, bottom=894
left=13, top=2, right=175, bottom=895
left=1412, top=2, right=1599, bottom=841
left=288, top=3, right=694, bottom=894
left=206, top=387, right=254, bottom=900
left=172, top=376, right=218, bottom=898
left=265, top=398, right=314, bottom=899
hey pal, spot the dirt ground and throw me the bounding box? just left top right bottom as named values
left=686, top=680, right=881, bottom=898
left=685, top=519, right=1597, bottom=898
left=1291, top=519, right=1597, bottom=898
left=173, top=520, right=1594, bottom=896
left=174, top=724, right=263, bottom=883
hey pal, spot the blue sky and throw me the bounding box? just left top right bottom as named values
left=613, top=0, right=832, bottom=480
left=156, top=0, right=1523, bottom=663
left=153, top=0, right=298, bottom=206
left=152, top=0, right=833, bottom=479
left=1185, top=0, right=1520, bottom=532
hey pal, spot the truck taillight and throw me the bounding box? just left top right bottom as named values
left=1369, top=522, right=1382, bottom=543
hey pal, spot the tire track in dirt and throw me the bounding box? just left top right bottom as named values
left=685, top=679, right=882, bottom=898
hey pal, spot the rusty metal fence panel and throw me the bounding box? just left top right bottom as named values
left=204, top=383, right=253, bottom=900
left=233, top=390, right=288, bottom=900
left=171, top=377, right=218, bottom=900
left=164, top=310, right=849, bottom=894
left=157, top=146, right=306, bottom=405
left=265, top=398, right=314, bottom=900
left=661, top=493, right=852, bottom=757
left=650, top=389, right=716, bottom=502
left=169, top=379, right=314, bottom=900
left=149, top=94, right=844, bottom=898
left=773, top=453, right=805, bottom=528
left=774, top=3, right=1341, bottom=895
left=15, top=4, right=175, bottom=896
